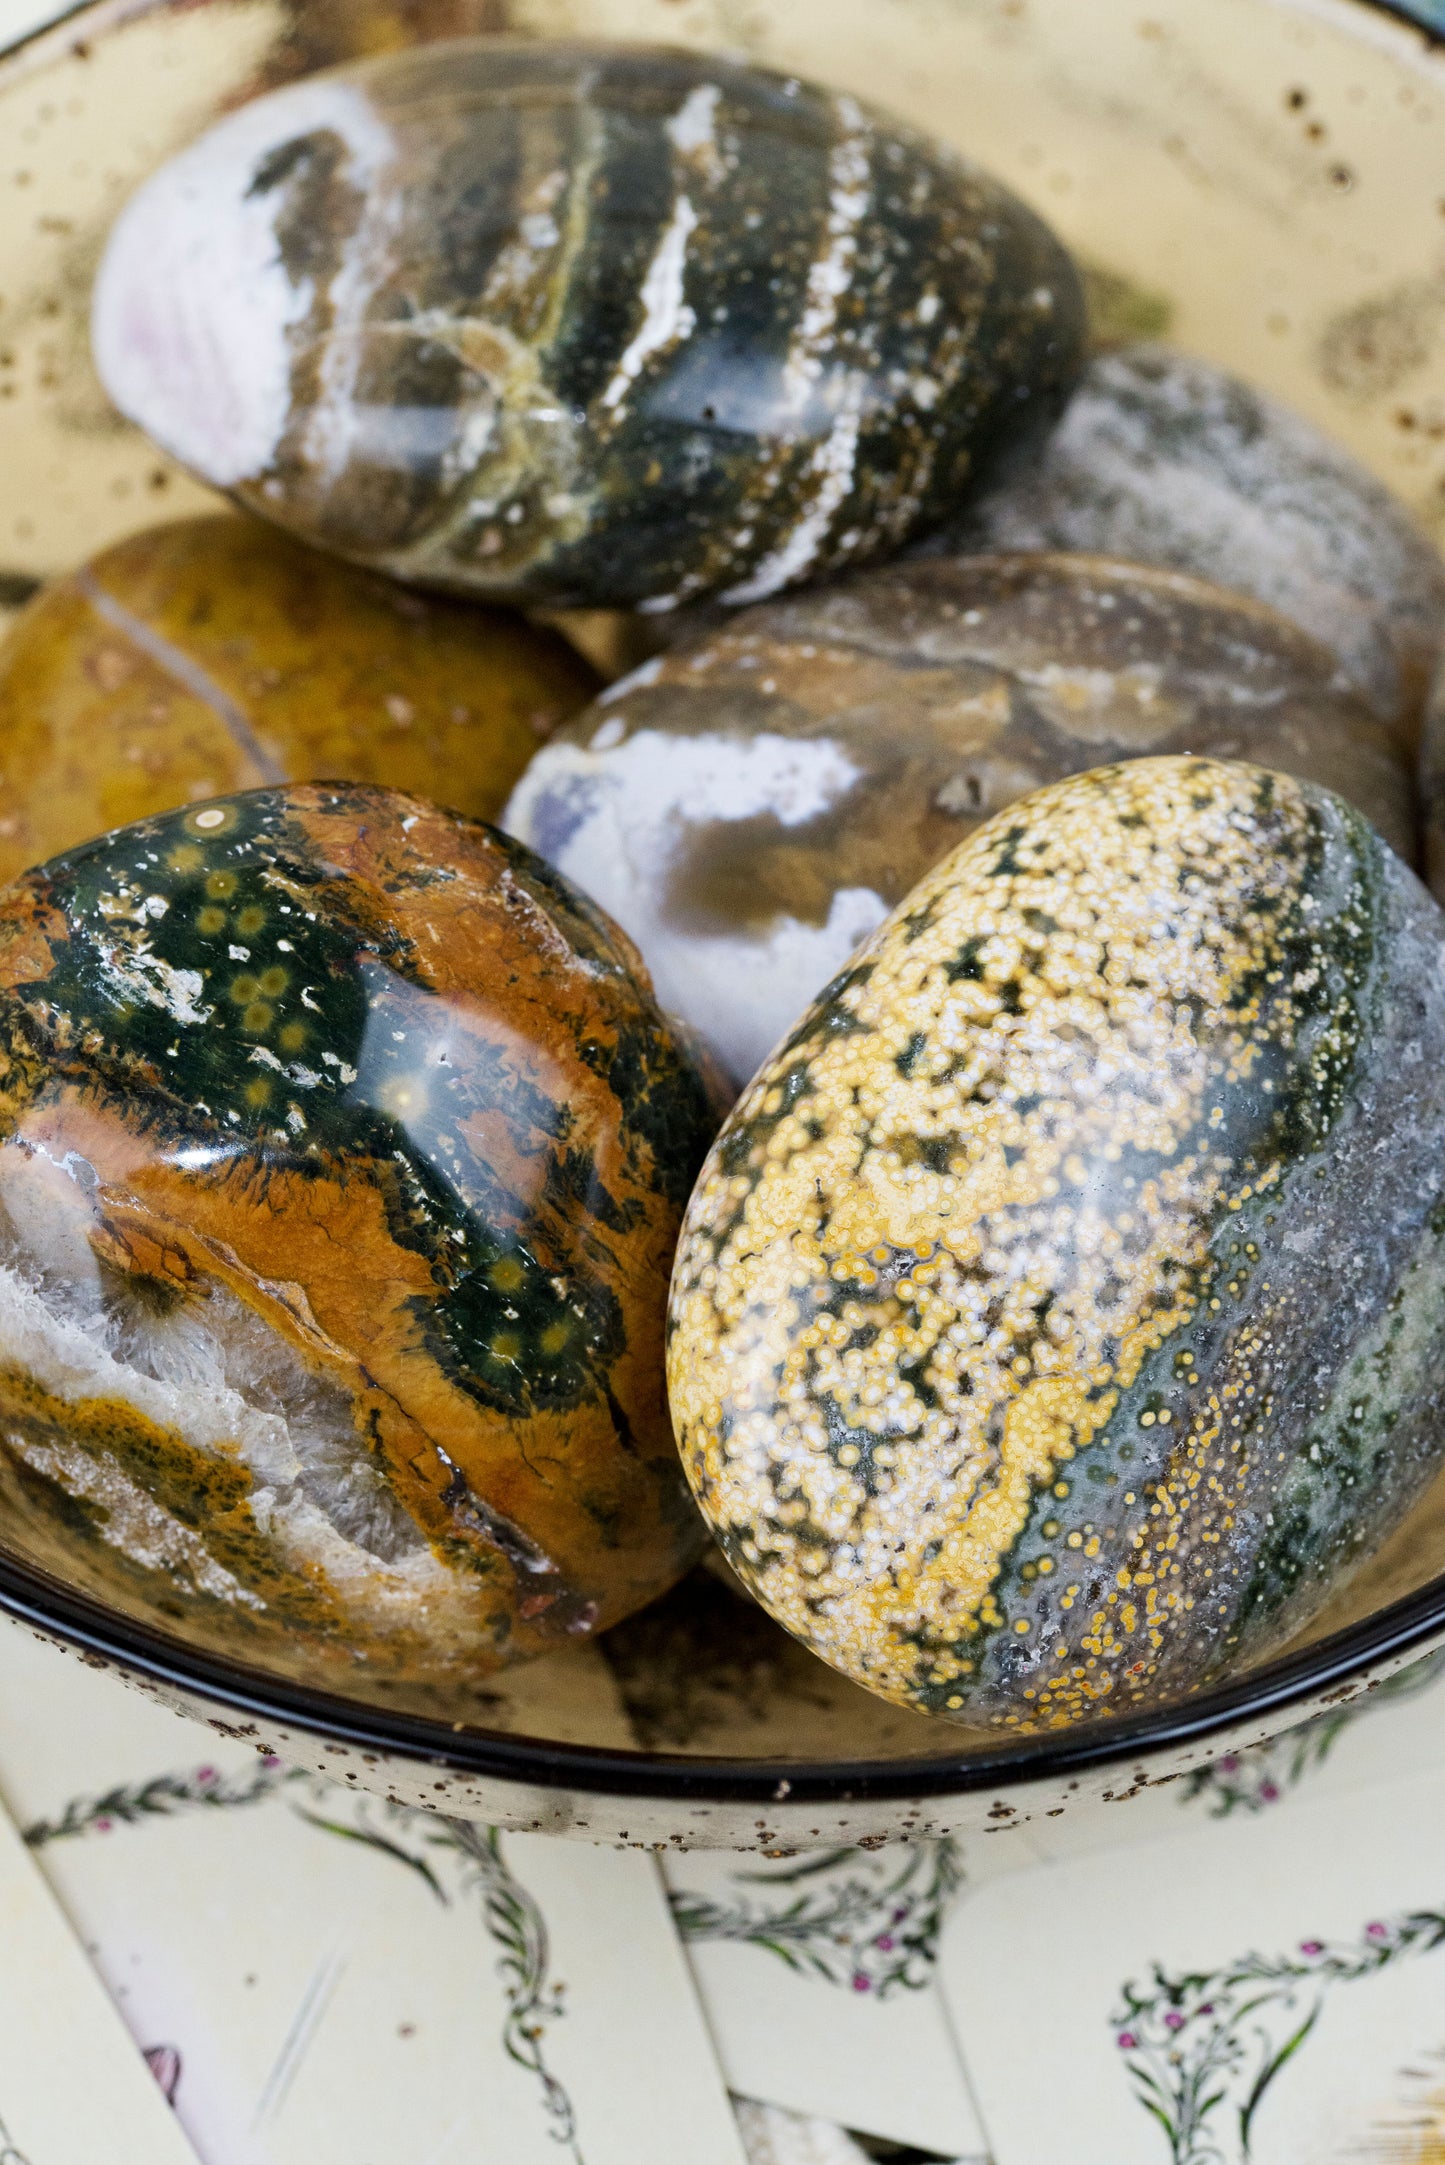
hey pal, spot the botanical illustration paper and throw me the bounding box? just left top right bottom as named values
left=664, top=1646, right=1445, bottom=2164
left=3, top=1582, right=1444, bottom=2165
left=665, top=1843, right=990, bottom=2159
left=0, top=1619, right=745, bottom=2165
left=938, top=1764, right=1445, bottom=2164
left=0, top=1790, right=201, bottom=2165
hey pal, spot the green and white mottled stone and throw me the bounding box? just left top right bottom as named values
left=668, top=757, right=1445, bottom=1730
left=92, top=41, right=1084, bottom=613
left=923, top=344, right=1445, bottom=742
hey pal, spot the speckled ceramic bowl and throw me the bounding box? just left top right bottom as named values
left=0, top=0, right=1443, bottom=1850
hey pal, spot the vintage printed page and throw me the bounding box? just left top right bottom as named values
left=672, top=1648, right=1445, bottom=2162
left=996, top=1648, right=1445, bottom=1871
left=940, top=1759, right=1445, bottom=2165
left=0, top=1787, right=202, bottom=2165
left=664, top=1843, right=991, bottom=2158
left=0, top=1619, right=746, bottom=2165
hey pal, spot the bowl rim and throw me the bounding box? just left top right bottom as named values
left=0, top=0, right=1441, bottom=68
left=1364, top=0, right=1442, bottom=39
left=0, top=0, right=1440, bottom=1812
left=1, top=1547, right=1442, bottom=1804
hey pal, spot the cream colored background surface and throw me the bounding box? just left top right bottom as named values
left=0, top=1623, right=746, bottom=2165
left=944, top=1765, right=1445, bottom=2162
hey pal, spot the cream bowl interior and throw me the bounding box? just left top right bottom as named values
left=0, top=0, right=1443, bottom=1843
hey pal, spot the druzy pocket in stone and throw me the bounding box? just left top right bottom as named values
left=668, top=757, right=1445, bottom=1729
left=91, top=41, right=1085, bottom=612
left=0, top=785, right=714, bottom=1705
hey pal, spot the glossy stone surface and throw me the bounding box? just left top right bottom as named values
left=1419, top=657, right=1445, bottom=903
left=91, top=42, right=1085, bottom=613
left=0, top=785, right=714, bottom=1699
left=924, top=343, right=1445, bottom=744
left=668, top=757, right=1445, bottom=1730
left=0, top=514, right=597, bottom=892
left=505, top=554, right=1415, bottom=1088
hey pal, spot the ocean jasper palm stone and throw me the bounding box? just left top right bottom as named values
left=506, top=554, right=1415, bottom=1088
left=0, top=513, right=598, bottom=891
left=926, top=343, right=1445, bottom=744
left=91, top=41, right=1084, bottom=612
left=0, top=785, right=714, bottom=1700
left=668, top=757, right=1445, bottom=1730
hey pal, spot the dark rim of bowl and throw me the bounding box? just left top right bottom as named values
left=0, top=0, right=1439, bottom=1808
left=1369, top=1, right=1443, bottom=40
left=0, top=1545, right=1442, bottom=1804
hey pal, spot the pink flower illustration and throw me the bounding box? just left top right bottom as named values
left=1117, top=2032, right=1137, bottom=2050
left=144, top=2044, right=182, bottom=2104
left=1164, top=2011, right=1185, bottom=2031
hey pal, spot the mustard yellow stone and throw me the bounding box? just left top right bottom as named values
left=0, top=513, right=597, bottom=887
left=668, top=756, right=1445, bottom=1730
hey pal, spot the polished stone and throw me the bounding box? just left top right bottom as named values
left=0, top=784, right=715, bottom=1697
left=92, top=41, right=1084, bottom=611
left=0, top=513, right=597, bottom=892
left=924, top=343, right=1445, bottom=745
left=669, top=757, right=1445, bottom=1729
left=507, top=553, right=1417, bottom=1088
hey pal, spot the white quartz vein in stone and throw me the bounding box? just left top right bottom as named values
left=503, top=727, right=885, bottom=1080
left=601, top=191, right=699, bottom=412
left=667, top=81, right=722, bottom=156
left=782, top=97, right=872, bottom=412
left=722, top=392, right=864, bottom=603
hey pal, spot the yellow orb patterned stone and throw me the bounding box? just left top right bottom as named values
left=667, top=756, right=1445, bottom=1730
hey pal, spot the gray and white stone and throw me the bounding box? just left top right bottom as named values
left=922, top=342, right=1445, bottom=743
left=91, top=41, right=1084, bottom=613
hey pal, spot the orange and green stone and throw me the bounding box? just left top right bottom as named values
left=0, top=784, right=714, bottom=1709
